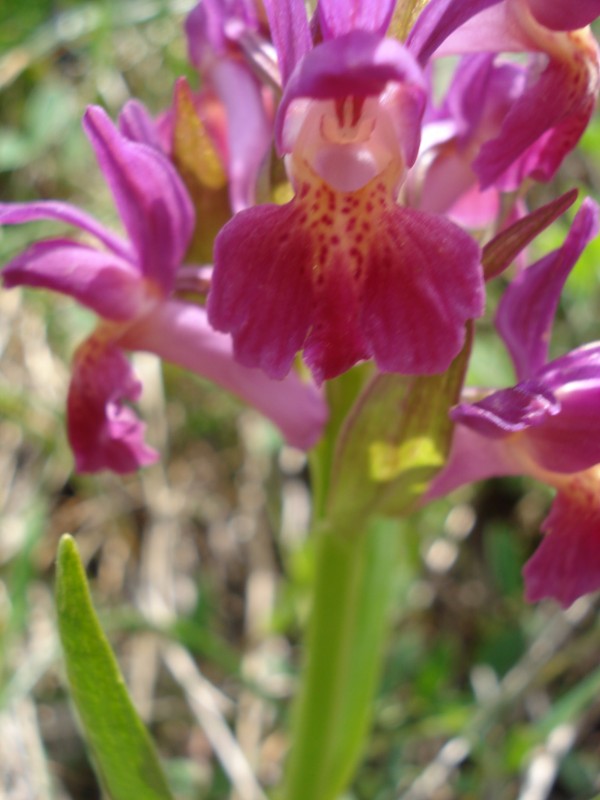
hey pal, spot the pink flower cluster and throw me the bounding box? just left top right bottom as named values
left=2, top=0, right=600, bottom=606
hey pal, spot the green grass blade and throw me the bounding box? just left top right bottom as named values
left=55, top=534, right=174, bottom=800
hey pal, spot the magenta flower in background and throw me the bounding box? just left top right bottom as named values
left=408, top=54, right=528, bottom=227
left=408, top=0, right=600, bottom=190
left=0, top=105, right=327, bottom=473
left=185, top=0, right=274, bottom=212
left=427, top=199, right=600, bottom=607
left=208, top=0, right=484, bottom=384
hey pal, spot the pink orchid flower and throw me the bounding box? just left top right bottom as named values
left=427, top=199, right=600, bottom=607
left=408, top=54, right=528, bottom=227
left=408, top=0, right=600, bottom=190
left=0, top=105, right=327, bottom=473
left=207, top=0, right=484, bottom=384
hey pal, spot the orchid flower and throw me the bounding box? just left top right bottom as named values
left=207, top=0, right=484, bottom=384
left=0, top=105, right=327, bottom=473
left=427, top=199, right=600, bottom=607
left=407, top=0, right=600, bottom=191
left=185, top=0, right=274, bottom=212
left=408, top=54, right=528, bottom=227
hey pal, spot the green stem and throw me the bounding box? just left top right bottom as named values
left=284, top=516, right=399, bottom=800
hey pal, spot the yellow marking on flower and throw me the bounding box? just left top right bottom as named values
left=388, top=0, right=431, bottom=41
left=173, top=81, right=227, bottom=190
left=272, top=180, right=295, bottom=205
left=369, top=436, right=445, bottom=482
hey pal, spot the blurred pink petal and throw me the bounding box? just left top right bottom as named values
left=68, top=334, right=158, bottom=474
left=122, top=300, right=327, bottom=450
left=3, top=239, right=148, bottom=321
left=83, top=106, right=194, bottom=293
left=524, top=482, right=600, bottom=607
left=496, top=199, right=600, bottom=380
left=317, top=0, right=397, bottom=38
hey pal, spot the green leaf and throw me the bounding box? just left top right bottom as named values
left=55, top=534, right=174, bottom=800
left=537, top=663, right=600, bottom=738
left=327, top=328, right=472, bottom=526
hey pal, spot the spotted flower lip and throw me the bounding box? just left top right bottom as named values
left=407, top=0, right=600, bottom=190
left=208, top=0, right=484, bottom=384
left=0, top=103, right=327, bottom=472
left=427, top=198, right=600, bottom=607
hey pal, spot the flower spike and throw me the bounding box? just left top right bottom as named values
left=210, top=10, right=484, bottom=382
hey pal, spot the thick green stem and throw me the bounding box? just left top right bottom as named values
left=284, top=516, right=399, bottom=800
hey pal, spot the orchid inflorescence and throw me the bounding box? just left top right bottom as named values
left=2, top=0, right=600, bottom=611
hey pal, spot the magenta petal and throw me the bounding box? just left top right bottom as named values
left=0, top=201, right=131, bottom=260
left=277, top=31, right=426, bottom=152
left=318, top=0, right=396, bottom=38
left=209, top=59, right=273, bottom=212
left=523, top=489, right=600, bottom=607
left=303, top=252, right=370, bottom=384
left=2, top=239, right=148, bottom=321
left=118, top=99, right=163, bottom=150
left=361, top=206, right=483, bottom=374
left=83, top=106, right=194, bottom=293
left=523, top=377, right=600, bottom=474
left=425, top=424, right=522, bottom=502
left=496, top=199, right=600, bottom=381
left=122, top=300, right=327, bottom=450
left=527, top=0, right=600, bottom=31
left=407, top=0, right=501, bottom=64
left=68, top=336, right=158, bottom=474
left=187, top=0, right=235, bottom=60
left=474, top=54, right=599, bottom=189
left=451, top=381, right=561, bottom=438
left=209, top=202, right=314, bottom=379
left=262, top=0, right=312, bottom=85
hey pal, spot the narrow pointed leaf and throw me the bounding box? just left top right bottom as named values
left=483, top=190, right=578, bottom=281
left=55, top=534, right=174, bottom=800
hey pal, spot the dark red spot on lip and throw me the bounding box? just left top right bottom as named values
left=349, top=246, right=364, bottom=266
left=346, top=217, right=357, bottom=233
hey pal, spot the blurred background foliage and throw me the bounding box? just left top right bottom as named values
left=1, top=1, right=600, bottom=799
